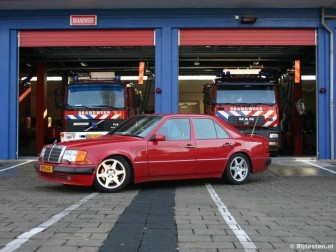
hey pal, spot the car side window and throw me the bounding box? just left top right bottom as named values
left=157, top=118, right=191, bottom=140
left=214, top=121, right=230, bottom=138
left=194, top=118, right=229, bottom=139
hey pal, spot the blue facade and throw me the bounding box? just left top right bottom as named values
left=0, top=8, right=335, bottom=159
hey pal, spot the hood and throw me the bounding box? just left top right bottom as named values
left=56, top=135, right=141, bottom=149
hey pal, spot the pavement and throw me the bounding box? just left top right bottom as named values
left=0, top=157, right=335, bottom=252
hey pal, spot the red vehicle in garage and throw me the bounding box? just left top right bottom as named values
left=34, top=114, right=271, bottom=192
left=56, top=74, right=140, bottom=142
left=203, top=73, right=281, bottom=155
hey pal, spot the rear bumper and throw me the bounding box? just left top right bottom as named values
left=251, top=157, right=272, bottom=174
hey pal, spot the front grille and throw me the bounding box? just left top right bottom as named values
left=228, top=116, right=265, bottom=126
left=42, top=145, right=65, bottom=163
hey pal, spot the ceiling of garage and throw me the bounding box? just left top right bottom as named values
left=14, top=0, right=324, bottom=78
left=19, top=45, right=315, bottom=77
left=1, top=0, right=336, bottom=10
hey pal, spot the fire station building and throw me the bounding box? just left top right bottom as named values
left=0, top=1, right=335, bottom=159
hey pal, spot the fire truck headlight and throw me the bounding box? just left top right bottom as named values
left=62, top=150, right=87, bottom=163
left=269, top=133, right=279, bottom=139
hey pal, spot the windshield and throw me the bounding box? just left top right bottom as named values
left=67, top=84, right=125, bottom=109
left=110, top=115, right=163, bottom=138
left=216, top=83, right=276, bottom=105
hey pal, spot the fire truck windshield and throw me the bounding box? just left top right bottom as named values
left=67, top=84, right=125, bottom=109
left=216, top=82, right=276, bottom=105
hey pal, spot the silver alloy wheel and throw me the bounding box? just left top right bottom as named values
left=229, top=156, right=249, bottom=182
left=96, top=158, right=127, bottom=190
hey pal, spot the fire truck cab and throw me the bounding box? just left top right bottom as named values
left=56, top=73, right=141, bottom=142
left=203, top=73, right=281, bottom=155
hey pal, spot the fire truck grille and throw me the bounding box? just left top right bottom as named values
left=41, top=145, right=65, bottom=163
left=65, top=120, right=123, bottom=132
left=228, top=116, right=265, bottom=126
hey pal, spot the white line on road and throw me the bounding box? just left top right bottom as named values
left=0, top=192, right=99, bottom=252
left=205, top=183, right=257, bottom=252
left=0, top=160, right=34, bottom=173
left=300, top=160, right=336, bottom=174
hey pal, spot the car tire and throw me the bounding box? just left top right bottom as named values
left=94, top=156, right=131, bottom=193
left=224, top=153, right=250, bottom=185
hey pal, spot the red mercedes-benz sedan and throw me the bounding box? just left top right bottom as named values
left=34, top=114, right=271, bottom=192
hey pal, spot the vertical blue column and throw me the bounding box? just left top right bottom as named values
left=317, top=28, right=332, bottom=159
left=0, top=29, right=18, bottom=159
left=155, top=27, right=179, bottom=113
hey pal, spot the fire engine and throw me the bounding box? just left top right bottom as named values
left=56, top=72, right=141, bottom=142
left=203, top=71, right=281, bottom=155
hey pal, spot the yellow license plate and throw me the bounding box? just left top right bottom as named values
left=40, top=165, right=53, bottom=173
left=87, top=134, right=102, bottom=139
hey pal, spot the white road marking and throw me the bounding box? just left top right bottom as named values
left=0, top=192, right=98, bottom=252
left=299, top=160, right=336, bottom=174
left=0, top=160, right=34, bottom=173
left=205, top=183, right=257, bottom=252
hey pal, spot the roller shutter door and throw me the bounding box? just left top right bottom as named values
left=19, top=30, right=155, bottom=47
left=180, top=29, right=316, bottom=46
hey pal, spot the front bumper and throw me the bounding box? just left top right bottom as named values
left=34, top=162, right=96, bottom=186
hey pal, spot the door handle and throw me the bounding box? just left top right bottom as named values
left=184, top=144, right=196, bottom=148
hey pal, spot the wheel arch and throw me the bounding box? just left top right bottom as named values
left=99, top=154, right=135, bottom=183
left=223, top=151, right=252, bottom=175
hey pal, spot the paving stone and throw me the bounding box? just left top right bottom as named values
left=1, top=158, right=336, bottom=252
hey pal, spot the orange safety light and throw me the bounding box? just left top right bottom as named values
left=294, top=60, right=301, bottom=84
left=138, top=61, right=145, bottom=84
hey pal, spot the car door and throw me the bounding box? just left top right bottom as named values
left=147, top=118, right=196, bottom=176
left=192, top=118, right=235, bottom=174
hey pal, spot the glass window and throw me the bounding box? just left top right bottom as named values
left=67, top=84, right=125, bottom=109
left=112, top=115, right=163, bottom=138
left=216, top=82, right=276, bottom=105
left=214, top=122, right=230, bottom=138
left=194, top=118, right=229, bottom=139
left=157, top=118, right=190, bottom=140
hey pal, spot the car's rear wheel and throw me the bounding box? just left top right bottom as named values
left=224, top=153, right=250, bottom=185
left=94, top=156, right=131, bottom=192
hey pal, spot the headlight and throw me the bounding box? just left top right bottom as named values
left=269, top=133, right=279, bottom=138
left=62, top=150, right=87, bottom=162
left=39, top=147, right=46, bottom=159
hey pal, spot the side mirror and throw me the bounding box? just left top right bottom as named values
left=150, top=134, right=166, bottom=141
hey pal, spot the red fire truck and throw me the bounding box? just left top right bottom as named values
left=203, top=73, right=281, bottom=155
left=56, top=75, right=141, bottom=142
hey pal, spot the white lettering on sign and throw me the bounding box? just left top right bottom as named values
left=70, top=15, right=97, bottom=26
left=229, top=107, right=263, bottom=111
left=79, top=111, right=111, bottom=115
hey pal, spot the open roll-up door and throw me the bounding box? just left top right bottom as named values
left=19, top=29, right=155, bottom=47
left=180, top=29, right=316, bottom=46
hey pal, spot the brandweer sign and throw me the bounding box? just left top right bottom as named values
left=230, top=106, right=263, bottom=111
left=70, top=15, right=97, bottom=26
left=79, top=111, right=110, bottom=115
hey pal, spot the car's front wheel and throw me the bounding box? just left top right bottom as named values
left=94, top=156, right=131, bottom=192
left=224, top=153, right=250, bottom=185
